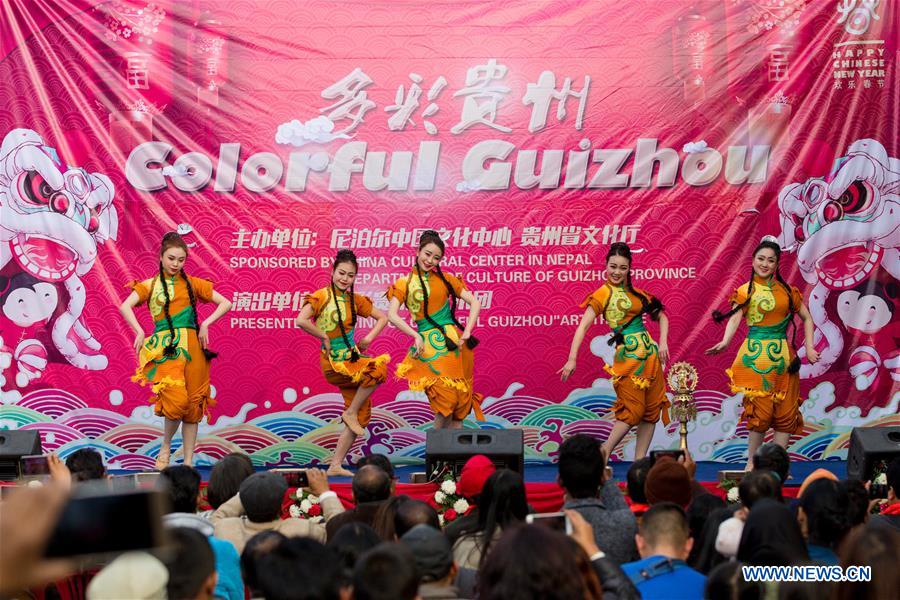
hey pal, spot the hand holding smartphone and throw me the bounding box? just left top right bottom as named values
left=526, top=511, right=573, bottom=535
left=271, top=468, right=309, bottom=488
left=650, top=449, right=684, bottom=465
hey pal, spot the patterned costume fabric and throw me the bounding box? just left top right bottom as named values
left=303, top=287, right=389, bottom=426
left=129, top=274, right=214, bottom=423
left=581, top=283, right=670, bottom=427
left=726, top=276, right=804, bottom=433
left=387, top=271, right=484, bottom=420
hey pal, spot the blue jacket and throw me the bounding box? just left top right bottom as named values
left=621, top=555, right=706, bottom=600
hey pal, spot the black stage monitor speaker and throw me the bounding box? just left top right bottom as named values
left=425, top=429, right=524, bottom=480
left=0, top=430, right=42, bottom=481
left=847, top=426, right=900, bottom=481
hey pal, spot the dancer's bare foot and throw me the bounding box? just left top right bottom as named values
left=341, top=411, right=365, bottom=436
left=155, top=446, right=170, bottom=471
left=327, top=466, right=354, bottom=477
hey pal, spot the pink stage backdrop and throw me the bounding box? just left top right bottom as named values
left=1, top=0, right=897, bottom=468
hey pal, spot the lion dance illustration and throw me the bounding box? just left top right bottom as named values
left=777, top=139, right=899, bottom=415
left=0, top=129, right=118, bottom=388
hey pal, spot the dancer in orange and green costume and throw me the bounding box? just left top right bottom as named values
left=120, top=232, right=232, bottom=469
left=387, top=230, right=484, bottom=430
left=296, top=249, right=390, bottom=477
left=559, top=242, right=671, bottom=460
left=706, top=235, right=819, bottom=471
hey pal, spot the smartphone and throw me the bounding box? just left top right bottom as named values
left=110, top=472, right=162, bottom=492
left=19, top=454, right=50, bottom=477
left=271, top=468, right=309, bottom=488
left=44, top=484, right=167, bottom=559
left=526, top=512, right=572, bottom=535
left=869, top=484, right=889, bottom=499
left=650, top=449, right=684, bottom=465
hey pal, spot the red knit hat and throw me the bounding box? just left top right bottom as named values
left=458, top=455, right=496, bottom=500
left=644, top=460, right=693, bottom=508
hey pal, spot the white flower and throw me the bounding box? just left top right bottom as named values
left=300, top=499, right=312, bottom=512
left=309, top=495, right=320, bottom=504
left=453, top=498, right=470, bottom=514
left=434, top=491, right=446, bottom=504
left=289, top=505, right=302, bottom=518
left=874, top=473, right=887, bottom=485
left=441, top=480, right=457, bottom=495
left=727, top=487, right=740, bottom=503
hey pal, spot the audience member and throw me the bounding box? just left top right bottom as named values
left=326, top=465, right=391, bottom=540
left=798, top=478, right=850, bottom=564
left=559, top=434, right=638, bottom=564
left=353, top=543, right=419, bottom=600
left=452, top=468, right=527, bottom=569
left=400, top=525, right=461, bottom=599
left=621, top=502, right=706, bottom=600
left=212, top=469, right=343, bottom=552
left=163, top=527, right=217, bottom=600
left=478, top=524, right=602, bottom=600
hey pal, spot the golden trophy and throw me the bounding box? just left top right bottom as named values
left=667, top=362, right=698, bottom=452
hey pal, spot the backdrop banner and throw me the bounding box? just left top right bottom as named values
left=1, top=0, right=897, bottom=468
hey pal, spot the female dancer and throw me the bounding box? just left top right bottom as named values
left=296, top=249, right=390, bottom=477
left=559, top=242, right=670, bottom=460
left=706, top=235, right=818, bottom=470
left=120, top=232, right=232, bottom=469
left=387, top=230, right=484, bottom=429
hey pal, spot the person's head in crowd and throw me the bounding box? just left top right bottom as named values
left=644, top=458, right=693, bottom=508
left=87, top=552, right=168, bottom=600
left=475, top=468, right=528, bottom=564
left=738, top=469, right=783, bottom=510
left=65, top=447, right=106, bottom=482
left=372, top=494, right=407, bottom=540
left=752, top=442, right=790, bottom=482
left=357, top=453, right=395, bottom=480
left=686, top=493, right=725, bottom=563
left=840, top=479, right=869, bottom=528
left=797, top=467, right=837, bottom=497
left=704, top=561, right=764, bottom=600
left=635, top=502, right=693, bottom=560
left=239, top=472, right=288, bottom=523
left=399, top=525, right=457, bottom=586
left=798, top=478, right=851, bottom=551
left=457, top=454, right=496, bottom=503
left=691, top=506, right=739, bottom=574
left=886, top=456, right=900, bottom=503
left=395, top=498, right=440, bottom=538
left=207, top=453, right=254, bottom=510
left=478, top=524, right=602, bottom=600
left=164, top=527, right=217, bottom=600
left=327, top=522, right=382, bottom=585
left=353, top=543, right=419, bottom=600
left=737, top=499, right=808, bottom=566
left=352, top=465, right=392, bottom=504
left=565, top=536, right=605, bottom=599
left=255, top=537, right=345, bottom=600
left=627, top=457, right=653, bottom=505
left=835, top=526, right=900, bottom=600
left=687, top=493, right=726, bottom=541
left=558, top=434, right=605, bottom=499
left=240, top=531, right=287, bottom=596
left=159, top=465, right=202, bottom=514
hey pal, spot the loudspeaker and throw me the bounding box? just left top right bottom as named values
left=847, top=426, right=900, bottom=481
left=0, top=430, right=42, bottom=481
left=425, top=428, right=524, bottom=480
